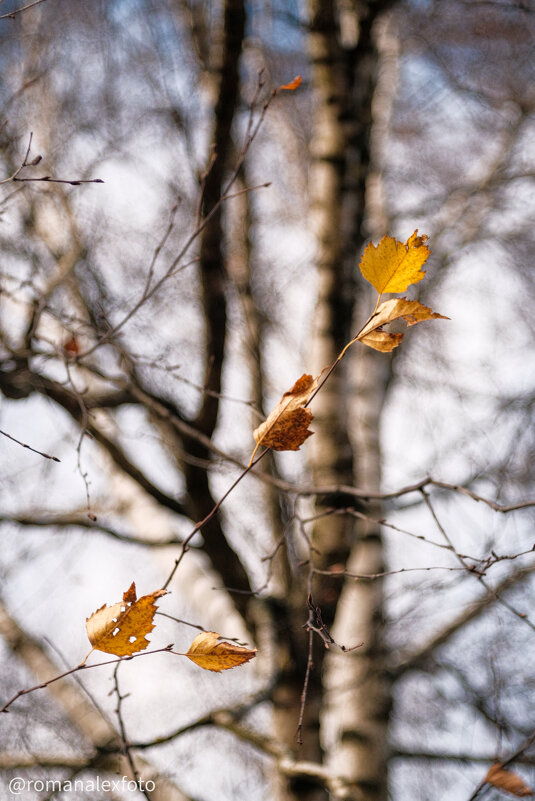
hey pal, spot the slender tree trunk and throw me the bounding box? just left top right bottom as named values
left=306, top=2, right=394, bottom=800
left=271, top=2, right=394, bottom=800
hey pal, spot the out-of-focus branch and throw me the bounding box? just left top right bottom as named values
left=0, top=0, right=48, bottom=21
left=0, top=366, right=189, bottom=518
left=172, top=0, right=252, bottom=615
left=0, top=514, right=182, bottom=548
left=131, top=705, right=351, bottom=797
left=390, top=750, right=535, bottom=766
left=390, top=562, right=535, bottom=677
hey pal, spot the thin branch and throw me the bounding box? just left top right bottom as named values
left=0, top=0, right=48, bottom=20
left=390, top=749, right=535, bottom=766
left=113, top=664, right=153, bottom=801
left=13, top=175, right=104, bottom=185
left=390, top=562, right=535, bottom=676
left=76, top=76, right=274, bottom=361
left=0, top=513, right=182, bottom=547
left=0, top=646, right=174, bottom=714
left=296, top=627, right=314, bottom=746
left=467, top=727, right=535, bottom=800
left=0, top=132, right=103, bottom=185
left=155, top=611, right=247, bottom=645
left=160, top=449, right=267, bottom=590
left=423, top=489, right=535, bottom=632
left=0, top=428, right=60, bottom=461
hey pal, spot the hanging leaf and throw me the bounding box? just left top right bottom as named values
left=279, top=75, right=302, bottom=91
left=185, top=631, right=257, bottom=673
left=252, top=373, right=320, bottom=453
left=485, top=764, right=533, bottom=797
left=359, top=230, right=431, bottom=295
left=86, top=582, right=166, bottom=657
left=357, top=297, right=448, bottom=352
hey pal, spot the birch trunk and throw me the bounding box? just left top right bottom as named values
left=306, top=2, right=394, bottom=799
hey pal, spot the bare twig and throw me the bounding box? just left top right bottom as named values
left=0, top=646, right=174, bottom=714
left=296, top=627, right=314, bottom=747
left=161, top=449, right=268, bottom=590
left=0, top=132, right=103, bottom=185
left=0, top=513, right=182, bottom=547
left=0, top=427, right=60, bottom=461
left=113, top=664, right=153, bottom=801
left=422, top=490, right=535, bottom=632
left=76, top=73, right=274, bottom=360
left=0, top=0, right=48, bottom=20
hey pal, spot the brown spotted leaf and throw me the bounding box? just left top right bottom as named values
left=253, top=373, right=320, bottom=453
left=86, top=582, right=166, bottom=657
left=357, top=298, right=448, bottom=352
left=185, top=631, right=257, bottom=673
left=485, top=764, right=533, bottom=797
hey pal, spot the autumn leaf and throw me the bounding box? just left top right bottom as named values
left=251, top=373, right=320, bottom=462
left=86, top=582, right=166, bottom=657
left=356, top=297, right=448, bottom=352
left=485, top=764, right=533, bottom=797
left=185, top=631, right=257, bottom=673
left=279, top=75, right=302, bottom=91
left=359, top=230, right=430, bottom=295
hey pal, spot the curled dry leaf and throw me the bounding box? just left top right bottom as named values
left=252, top=373, right=320, bottom=454
left=186, top=631, right=257, bottom=673
left=485, top=763, right=533, bottom=797
left=359, top=230, right=431, bottom=295
left=86, top=582, right=166, bottom=657
left=357, top=297, right=449, bottom=352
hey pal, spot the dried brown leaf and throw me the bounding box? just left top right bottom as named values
left=253, top=373, right=320, bottom=452
left=357, top=298, right=448, bottom=352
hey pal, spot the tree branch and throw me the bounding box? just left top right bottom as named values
left=390, top=562, right=535, bottom=677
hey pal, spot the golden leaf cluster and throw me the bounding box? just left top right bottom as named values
left=250, top=231, right=447, bottom=459
left=85, top=584, right=256, bottom=674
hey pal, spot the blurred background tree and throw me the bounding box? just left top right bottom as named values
left=1, top=1, right=534, bottom=800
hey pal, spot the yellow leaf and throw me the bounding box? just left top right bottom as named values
left=485, top=763, right=533, bottom=797
left=253, top=373, right=320, bottom=453
left=86, top=582, right=166, bottom=657
left=186, top=631, right=257, bottom=673
left=357, top=298, right=448, bottom=352
left=359, top=230, right=431, bottom=294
